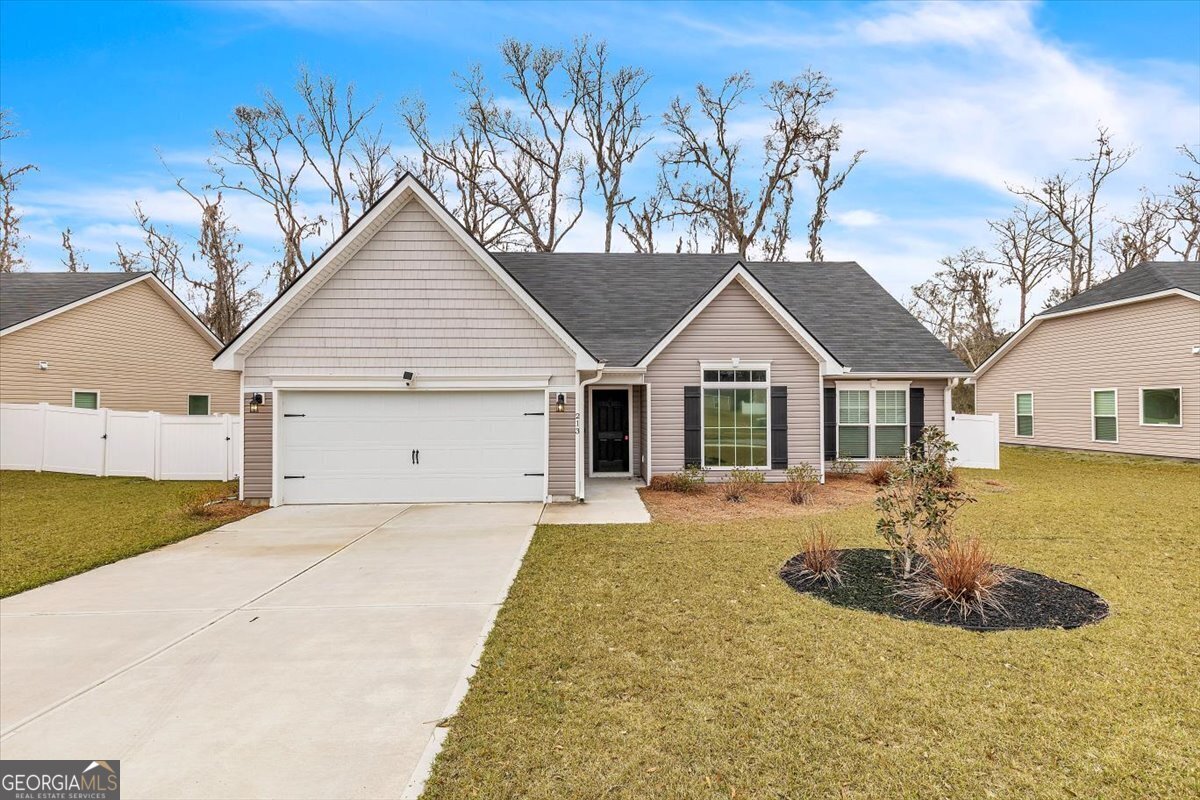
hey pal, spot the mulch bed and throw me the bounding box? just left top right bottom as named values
left=780, top=548, right=1110, bottom=632
left=639, top=474, right=877, bottom=523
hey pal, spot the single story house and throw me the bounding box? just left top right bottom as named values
left=0, top=271, right=240, bottom=415
left=972, top=261, right=1200, bottom=460
left=214, top=174, right=970, bottom=505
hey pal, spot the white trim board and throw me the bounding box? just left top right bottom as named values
left=972, top=288, right=1200, bottom=380
left=634, top=264, right=845, bottom=373
left=213, top=174, right=600, bottom=373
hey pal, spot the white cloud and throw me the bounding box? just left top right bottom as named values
left=833, top=209, right=885, bottom=228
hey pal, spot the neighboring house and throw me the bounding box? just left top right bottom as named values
left=972, top=261, right=1200, bottom=460
left=1, top=271, right=239, bottom=415
left=214, top=174, right=969, bottom=505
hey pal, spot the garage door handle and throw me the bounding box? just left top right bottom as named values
left=524, top=472, right=544, bottom=477
left=284, top=475, right=305, bottom=479
left=411, top=449, right=420, bottom=465
left=284, top=413, right=306, bottom=418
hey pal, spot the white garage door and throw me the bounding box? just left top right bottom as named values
left=278, top=390, right=546, bottom=504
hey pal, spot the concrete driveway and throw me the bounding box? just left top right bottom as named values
left=0, top=502, right=540, bottom=799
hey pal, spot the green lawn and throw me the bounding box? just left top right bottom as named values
left=424, top=448, right=1200, bottom=799
left=0, top=471, right=250, bottom=597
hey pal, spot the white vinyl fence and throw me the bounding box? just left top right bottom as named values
left=1, top=403, right=241, bottom=481
left=946, top=412, right=1000, bottom=470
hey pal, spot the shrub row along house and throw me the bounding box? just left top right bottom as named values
left=213, top=174, right=971, bottom=505
left=972, top=261, right=1199, bottom=460
left=0, top=271, right=239, bottom=415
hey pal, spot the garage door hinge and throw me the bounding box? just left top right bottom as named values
left=284, top=413, right=306, bottom=417
left=283, top=475, right=306, bottom=479
left=524, top=411, right=545, bottom=416
left=524, top=472, right=545, bottom=477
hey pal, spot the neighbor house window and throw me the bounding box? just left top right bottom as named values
left=702, top=366, right=768, bottom=468
left=188, top=395, right=211, bottom=416
left=1140, top=387, right=1181, bottom=426
left=72, top=391, right=98, bottom=410
left=837, top=383, right=909, bottom=459
left=1092, top=389, right=1118, bottom=442
left=1015, top=392, right=1034, bottom=437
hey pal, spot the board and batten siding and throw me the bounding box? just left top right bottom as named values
left=645, top=279, right=821, bottom=478
left=548, top=391, right=576, bottom=498
left=0, top=279, right=239, bottom=414
left=242, top=391, right=273, bottom=500
left=975, top=294, right=1200, bottom=459
left=242, top=200, right=575, bottom=386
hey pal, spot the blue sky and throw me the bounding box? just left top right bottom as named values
left=2, top=0, right=1198, bottom=328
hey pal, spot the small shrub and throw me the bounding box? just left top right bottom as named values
left=864, top=460, right=894, bottom=487
left=721, top=468, right=765, bottom=502
left=785, top=464, right=820, bottom=505
left=649, top=465, right=706, bottom=493
left=897, top=536, right=1012, bottom=620
left=875, top=427, right=976, bottom=579
left=789, top=524, right=843, bottom=587
left=829, top=458, right=857, bottom=477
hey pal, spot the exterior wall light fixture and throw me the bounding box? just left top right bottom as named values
left=248, top=393, right=264, bottom=413
left=555, top=393, right=566, bottom=413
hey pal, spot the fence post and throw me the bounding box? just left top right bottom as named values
left=222, top=414, right=233, bottom=481
left=36, top=402, right=48, bottom=472
left=991, top=413, right=1000, bottom=470
left=98, top=407, right=109, bottom=477
left=150, top=411, right=162, bottom=480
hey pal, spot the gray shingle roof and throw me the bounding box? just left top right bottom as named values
left=1044, top=261, right=1200, bottom=315
left=494, top=253, right=967, bottom=373
left=0, top=271, right=146, bottom=330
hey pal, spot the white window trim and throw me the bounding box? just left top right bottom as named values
left=187, top=393, right=212, bottom=416
left=1014, top=391, right=1035, bottom=438
left=72, top=389, right=100, bottom=410
left=834, top=380, right=910, bottom=460
left=1091, top=388, right=1119, bottom=443
left=700, top=362, right=771, bottom=471
left=1138, top=386, right=1183, bottom=428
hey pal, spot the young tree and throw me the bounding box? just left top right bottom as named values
left=0, top=109, right=38, bottom=273
left=986, top=204, right=1057, bottom=326
left=566, top=38, right=651, bottom=252
left=60, top=228, right=89, bottom=272
left=660, top=69, right=849, bottom=261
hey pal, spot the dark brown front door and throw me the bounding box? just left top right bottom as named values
left=592, top=389, right=630, bottom=473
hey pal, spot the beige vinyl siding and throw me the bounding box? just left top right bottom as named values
left=548, top=391, right=576, bottom=498
left=242, top=391, right=273, bottom=499
left=646, top=279, right=821, bottom=479
left=975, top=294, right=1200, bottom=459
left=0, top=280, right=238, bottom=414
left=243, top=200, right=575, bottom=385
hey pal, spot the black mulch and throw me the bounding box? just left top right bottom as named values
left=779, top=548, right=1109, bottom=632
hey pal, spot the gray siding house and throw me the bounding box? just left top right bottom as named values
left=973, top=262, right=1200, bottom=460
left=215, top=175, right=969, bottom=505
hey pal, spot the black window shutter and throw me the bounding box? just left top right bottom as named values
left=823, top=387, right=837, bottom=461
left=684, top=386, right=702, bottom=468
left=909, top=386, right=925, bottom=456
left=770, top=386, right=788, bottom=469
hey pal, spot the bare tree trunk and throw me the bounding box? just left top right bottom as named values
left=60, top=229, right=89, bottom=272
left=806, top=130, right=864, bottom=261
left=0, top=110, right=38, bottom=273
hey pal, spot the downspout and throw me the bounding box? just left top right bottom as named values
left=576, top=362, right=606, bottom=500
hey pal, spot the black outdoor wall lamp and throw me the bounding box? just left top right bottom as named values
left=555, top=393, right=566, bottom=413
left=248, top=393, right=264, bottom=413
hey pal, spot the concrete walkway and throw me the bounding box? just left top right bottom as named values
left=0, top=502, right=540, bottom=800
left=539, top=478, right=651, bottom=524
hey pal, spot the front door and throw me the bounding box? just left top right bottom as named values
left=592, top=389, right=630, bottom=473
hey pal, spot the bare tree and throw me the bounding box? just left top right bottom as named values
left=212, top=105, right=324, bottom=293
left=174, top=182, right=261, bottom=343
left=1167, top=144, right=1199, bottom=260
left=619, top=184, right=671, bottom=253
left=400, top=97, right=525, bottom=249
left=1009, top=126, right=1132, bottom=298
left=986, top=204, right=1057, bottom=326
left=909, top=248, right=1003, bottom=370
left=350, top=126, right=397, bottom=212
left=124, top=202, right=186, bottom=290
left=566, top=38, right=651, bottom=252
left=1102, top=193, right=1173, bottom=274
left=60, top=228, right=89, bottom=272
left=660, top=70, right=841, bottom=260
left=805, top=120, right=864, bottom=262
left=0, top=110, right=38, bottom=273
left=113, top=243, right=139, bottom=272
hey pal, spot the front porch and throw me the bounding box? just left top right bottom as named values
left=541, top=477, right=651, bottom=525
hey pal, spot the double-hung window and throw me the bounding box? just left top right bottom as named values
left=1015, top=392, right=1034, bottom=437
left=837, top=383, right=909, bottom=459
left=702, top=366, right=769, bottom=468
left=1092, top=389, right=1118, bottom=442
left=1140, top=387, right=1181, bottom=427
